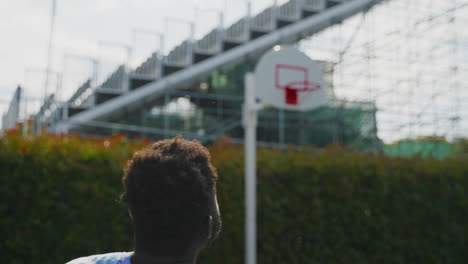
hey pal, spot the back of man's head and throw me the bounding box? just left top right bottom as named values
left=121, top=136, right=221, bottom=256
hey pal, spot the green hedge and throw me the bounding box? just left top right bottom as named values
left=1, top=131, right=468, bottom=263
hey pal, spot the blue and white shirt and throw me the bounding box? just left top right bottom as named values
left=66, top=252, right=132, bottom=264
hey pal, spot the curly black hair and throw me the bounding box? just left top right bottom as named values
left=121, top=136, right=219, bottom=253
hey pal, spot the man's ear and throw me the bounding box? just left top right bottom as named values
left=206, top=215, right=213, bottom=240
left=128, top=209, right=134, bottom=220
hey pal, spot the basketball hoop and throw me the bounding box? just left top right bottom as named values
left=274, top=63, right=322, bottom=106
left=282, top=80, right=321, bottom=105
left=255, top=46, right=327, bottom=111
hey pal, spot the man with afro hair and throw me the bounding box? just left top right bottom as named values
left=67, top=136, right=222, bottom=264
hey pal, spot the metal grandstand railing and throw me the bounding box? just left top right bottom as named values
left=165, top=41, right=193, bottom=67
left=133, top=52, right=161, bottom=79
left=304, top=0, right=327, bottom=14
left=224, top=18, right=250, bottom=44
left=195, top=29, right=222, bottom=55
left=100, top=65, right=127, bottom=90
left=278, top=0, right=302, bottom=22
left=251, top=6, right=276, bottom=32
left=68, top=79, right=92, bottom=107
left=61, top=0, right=353, bottom=112
left=34, top=94, right=56, bottom=131
left=42, top=0, right=384, bottom=134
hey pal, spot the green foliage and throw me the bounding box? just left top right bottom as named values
left=0, top=131, right=140, bottom=264
left=1, top=132, right=468, bottom=263
left=452, top=138, right=468, bottom=159
left=383, top=139, right=453, bottom=160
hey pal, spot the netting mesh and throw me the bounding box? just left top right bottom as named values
left=82, top=58, right=380, bottom=150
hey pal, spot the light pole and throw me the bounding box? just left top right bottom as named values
left=26, top=68, right=61, bottom=134
left=44, top=0, right=57, bottom=103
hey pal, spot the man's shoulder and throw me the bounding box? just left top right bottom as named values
left=66, top=252, right=133, bottom=264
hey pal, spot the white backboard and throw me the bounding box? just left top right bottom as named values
left=255, top=46, right=328, bottom=111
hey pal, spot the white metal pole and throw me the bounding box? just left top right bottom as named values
left=219, top=10, right=224, bottom=29
left=126, top=46, right=133, bottom=70
left=55, top=72, right=62, bottom=101
left=273, top=0, right=279, bottom=29
left=23, top=96, right=28, bottom=136
left=222, top=0, right=228, bottom=23
left=163, top=18, right=169, bottom=55
left=131, top=29, right=137, bottom=66
left=159, top=34, right=165, bottom=56
left=246, top=0, right=252, bottom=39
left=194, top=4, right=199, bottom=37
left=126, top=45, right=133, bottom=91
left=97, top=43, right=102, bottom=86
left=279, top=109, right=285, bottom=149
left=243, top=73, right=257, bottom=264
left=92, top=59, right=99, bottom=88
left=44, top=0, right=57, bottom=102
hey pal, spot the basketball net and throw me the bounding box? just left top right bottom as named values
left=283, top=80, right=321, bottom=105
